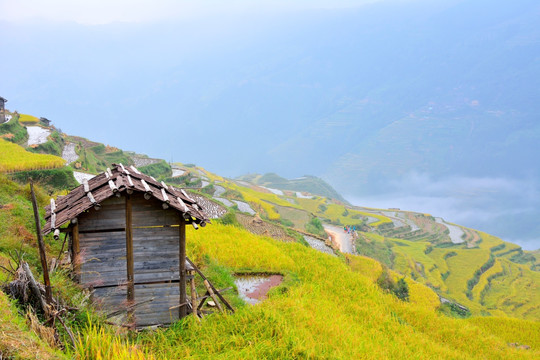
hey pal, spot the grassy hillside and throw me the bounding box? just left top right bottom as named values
left=0, top=162, right=538, bottom=358
left=0, top=113, right=28, bottom=144
left=172, top=165, right=538, bottom=321
left=73, top=223, right=539, bottom=359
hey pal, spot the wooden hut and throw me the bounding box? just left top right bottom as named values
left=43, top=164, right=210, bottom=327
left=39, top=117, right=51, bottom=126
left=0, top=96, right=7, bottom=124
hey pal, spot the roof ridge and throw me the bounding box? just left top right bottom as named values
left=43, top=163, right=209, bottom=235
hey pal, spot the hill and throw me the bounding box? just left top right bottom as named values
left=237, top=172, right=348, bottom=203
left=0, top=110, right=538, bottom=358
left=0, top=174, right=538, bottom=359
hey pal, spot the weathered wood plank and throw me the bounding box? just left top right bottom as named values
left=72, top=222, right=80, bottom=281
left=179, top=218, right=187, bottom=318
left=78, top=197, right=126, bottom=232
left=134, top=282, right=180, bottom=326
left=131, top=195, right=180, bottom=227
left=125, top=194, right=134, bottom=318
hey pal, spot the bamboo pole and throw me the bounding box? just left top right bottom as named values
left=29, top=181, right=52, bottom=305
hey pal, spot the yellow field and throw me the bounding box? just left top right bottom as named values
left=472, top=257, right=504, bottom=301
left=482, top=259, right=540, bottom=319
left=0, top=139, right=65, bottom=172
left=73, top=223, right=539, bottom=359
left=18, top=113, right=39, bottom=124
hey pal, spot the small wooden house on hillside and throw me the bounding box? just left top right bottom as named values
left=39, top=117, right=51, bottom=126
left=43, top=164, right=210, bottom=327
left=0, top=96, right=7, bottom=124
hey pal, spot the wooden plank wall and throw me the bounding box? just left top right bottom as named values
left=78, top=196, right=126, bottom=232
left=79, top=230, right=127, bottom=287
left=133, top=283, right=180, bottom=326
left=132, top=194, right=182, bottom=326
left=77, top=193, right=184, bottom=326
left=78, top=197, right=128, bottom=316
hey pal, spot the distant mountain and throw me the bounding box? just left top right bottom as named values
left=237, top=173, right=348, bottom=203
left=2, top=0, right=539, bottom=247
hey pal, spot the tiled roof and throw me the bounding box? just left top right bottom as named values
left=43, top=163, right=209, bottom=234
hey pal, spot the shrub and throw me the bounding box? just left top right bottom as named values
left=280, top=218, right=294, bottom=227
left=377, top=268, right=409, bottom=301
left=201, top=184, right=215, bottom=195
left=305, top=217, right=326, bottom=238
left=138, top=160, right=172, bottom=179
left=9, top=168, right=78, bottom=192
left=217, top=210, right=241, bottom=227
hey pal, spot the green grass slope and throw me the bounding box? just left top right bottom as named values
left=0, top=161, right=538, bottom=359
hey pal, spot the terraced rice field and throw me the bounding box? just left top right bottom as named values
left=26, top=126, right=51, bottom=146
left=304, top=235, right=336, bottom=256
left=435, top=217, right=465, bottom=244
left=214, top=197, right=234, bottom=207
left=236, top=213, right=296, bottom=242
left=73, top=171, right=96, bottom=184
left=0, top=138, right=64, bottom=172
left=233, top=200, right=256, bottom=215
left=61, top=142, right=78, bottom=164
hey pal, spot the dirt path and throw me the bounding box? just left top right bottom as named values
left=323, top=224, right=354, bottom=254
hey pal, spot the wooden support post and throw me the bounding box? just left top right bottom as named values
left=179, top=218, right=187, bottom=318
left=203, top=279, right=224, bottom=313
left=186, top=257, right=235, bottom=313
left=189, top=270, right=200, bottom=321
left=29, top=182, right=52, bottom=305
left=125, top=194, right=135, bottom=324
left=72, top=222, right=80, bottom=282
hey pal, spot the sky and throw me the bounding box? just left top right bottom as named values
left=0, top=0, right=384, bottom=24
left=1, top=0, right=538, bottom=250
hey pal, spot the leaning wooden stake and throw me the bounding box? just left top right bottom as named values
left=30, top=181, right=52, bottom=305
left=22, top=262, right=49, bottom=316
left=186, top=257, right=234, bottom=313
left=203, top=279, right=223, bottom=313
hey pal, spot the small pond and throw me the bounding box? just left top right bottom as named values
left=234, top=274, right=283, bottom=305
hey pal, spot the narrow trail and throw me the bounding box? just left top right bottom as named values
left=323, top=224, right=354, bottom=254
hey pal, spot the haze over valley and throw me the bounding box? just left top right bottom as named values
left=2, top=0, right=539, bottom=249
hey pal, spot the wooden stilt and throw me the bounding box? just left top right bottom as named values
left=189, top=270, right=200, bottom=321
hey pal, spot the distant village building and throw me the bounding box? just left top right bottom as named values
left=0, top=96, right=7, bottom=124
left=43, top=164, right=217, bottom=327
left=39, top=117, right=51, bottom=126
